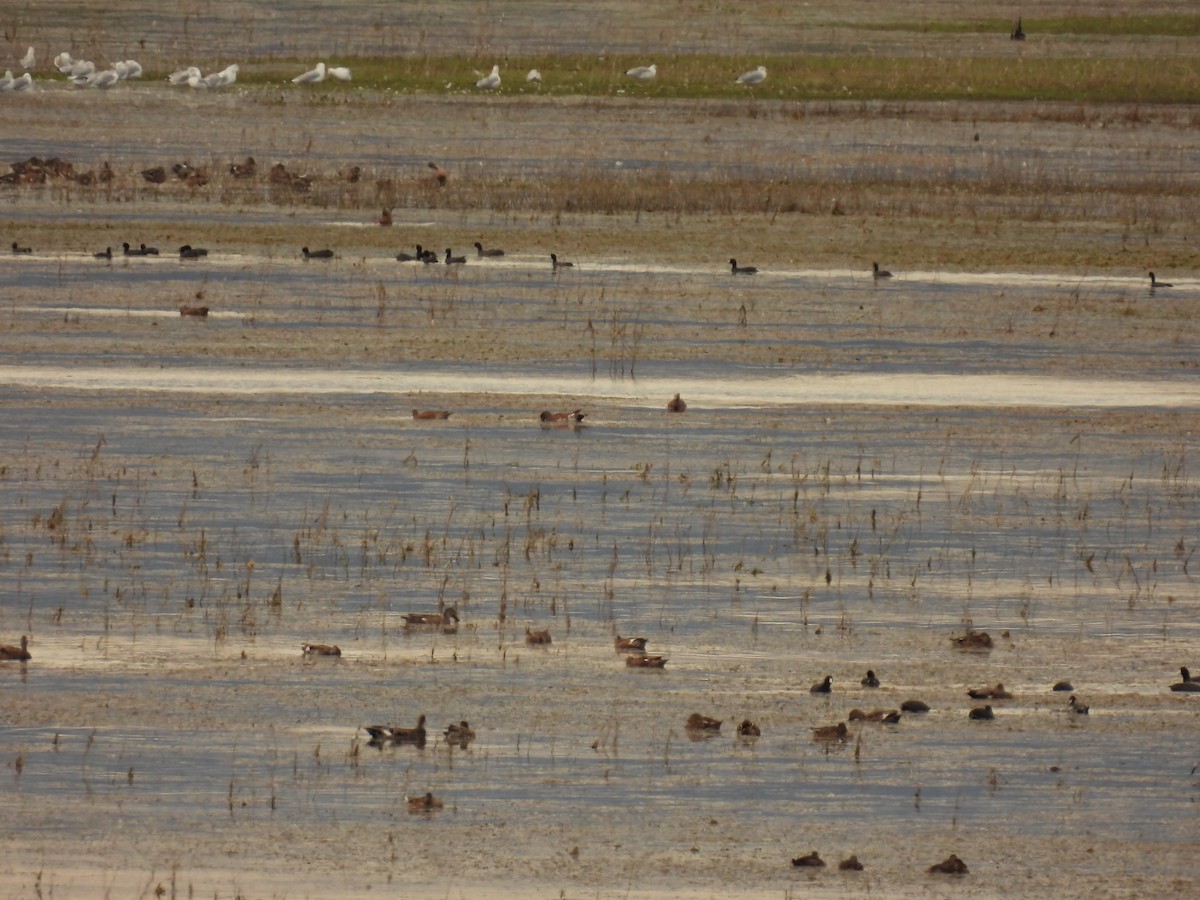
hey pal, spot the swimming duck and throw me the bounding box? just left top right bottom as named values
left=900, top=699, right=930, bottom=713
left=791, top=851, right=825, bottom=868
left=666, top=393, right=687, bottom=413
left=475, top=64, right=501, bottom=90
left=953, top=629, right=993, bottom=651
left=810, top=675, right=833, bottom=694
left=302, top=247, right=334, bottom=260
left=122, top=242, right=146, bottom=257
left=540, top=409, right=586, bottom=424
left=412, top=409, right=452, bottom=420
left=229, top=156, right=256, bottom=178
left=525, top=627, right=552, bottom=645
left=872, top=262, right=892, bottom=279
left=94, top=247, right=112, bottom=259
left=1067, top=695, right=1089, bottom=715
left=625, top=63, right=657, bottom=81
left=861, top=669, right=880, bottom=688
left=473, top=241, right=505, bottom=257
left=444, top=721, right=476, bottom=743
left=377, top=208, right=393, bottom=227
left=967, top=683, right=1012, bottom=700
left=179, top=245, right=209, bottom=259
left=406, top=791, right=443, bottom=812
left=848, top=708, right=901, bottom=724
left=685, top=713, right=722, bottom=732
left=1169, top=678, right=1200, bottom=692
left=811, top=722, right=848, bottom=742
left=444, top=248, right=466, bottom=265
left=402, top=607, right=459, bottom=629
left=736, top=719, right=761, bottom=737
left=12, top=241, right=31, bottom=254
left=301, top=642, right=341, bottom=656
left=968, top=705, right=995, bottom=720
left=626, top=654, right=667, bottom=668
left=1011, top=17, right=1025, bottom=40
left=364, top=714, right=426, bottom=745
left=1052, top=680, right=1074, bottom=692
left=735, top=65, right=767, bottom=86
left=141, top=166, right=167, bottom=184
left=178, top=305, right=209, bottom=318
left=928, top=853, right=969, bottom=875
left=1182, top=667, right=1200, bottom=683
left=0, top=635, right=31, bottom=661
left=551, top=253, right=574, bottom=270
left=140, top=243, right=159, bottom=256
left=838, top=855, right=865, bottom=871
left=614, top=635, right=647, bottom=651
left=426, top=162, right=448, bottom=186
left=1148, top=272, right=1172, bottom=289
left=729, top=258, right=757, bottom=275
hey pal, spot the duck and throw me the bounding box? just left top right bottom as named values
left=293, top=62, right=326, bottom=84
left=426, top=161, right=448, bottom=186
left=735, top=65, right=767, bottom=86
left=729, top=258, right=757, bottom=275
left=11, top=241, right=31, bottom=254
left=811, top=722, right=848, bottom=742
left=1067, top=695, right=1089, bottom=715
left=736, top=719, right=761, bottom=737
left=626, top=654, right=667, bottom=668
left=666, top=393, right=687, bottom=413
left=872, top=262, right=893, bottom=279
left=0, top=635, right=31, bottom=661
left=848, top=708, right=901, bottom=724
left=179, top=305, right=209, bottom=318
left=791, top=851, right=825, bottom=868
left=967, top=683, right=1012, bottom=700
left=525, top=627, right=552, bottom=645
left=141, top=166, right=167, bottom=184
left=328, top=66, right=352, bottom=82
left=1011, top=17, right=1026, bottom=41
left=377, top=208, right=393, bottom=227
left=1052, top=680, right=1074, bottom=692
left=365, top=714, right=427, bottom=745
left=444, top=721, right=476, bottom=743
left=1181, top=667, right=1200, bottom=683
left=861, top=669, right=880, bottom=688
left=685, top=713, right=722, bottom=733
left=396, top=244, right=434, bottom=263
left=968, top=705, right=995, bottom=720
left=94, top=246, right=112, bottom=259
left=402, top=607, right=459, bottom=629
left=301, top=642, right=341, bottom=656
left=809, top=675, right=833, bottom=694
left=444, top=248, right=466, bottom=265
left=302, top=247, right=334, bottom=260
left=406, top=792, right=443, bottom=812
left=1148, top=272, right=1173, bottom=290
left=230, top=156, right=257, bottom=177
left=625, top=63, right=657, bottom=81
left=614, top=635, right=647, bottom=651
left=540, top=409, right=586, bottom=424
left=179, top=245, right=208, bottom=259
left=473, top=241, right=505, bottom=257
left=412, top=409, right=452, bottom=420
left=838, top=856, right=865, bottom=871
left=928, top=853, right=969, bottom=875
left=550, top=253, right=574, bottom=270
left=122, top=242, right=146, bottom=257
left=140, top=243, right=160, bottom=256
left=1169, top=678, right=1200, bottom=692
left=475, top=64, right=501, bottom=90
left=900, top=699, right=931, bottom=713
left=953, top=629, right=993, bottom=651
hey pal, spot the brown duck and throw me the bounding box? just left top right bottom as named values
left=0, top=635, right=31, bottom=661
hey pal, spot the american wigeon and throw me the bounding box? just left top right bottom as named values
left=229, top=156, right=256, bottom=178
left=900, top=699, right=931, bottom=713
left=540, top=409, right=586, bottom=425
left=838, top=855, right=864, bottom=871
left=968, top=705, right=995, bottom=720
left=810, top=675, right=833, bottom=694
left=811, top=722, right=848, bottom=742
left=614, top=635, right=648, bottom=651
left=412, top=409, right=452, bottom=420
left=968, top=683, right=1012, bottom=700
left=861, top=669, right=880, bottom=688
left=301, top=642, right=341, bottom=656
left=791, top=851, right=825, bottom=868
left=0, top=635, right=31, bottom=661
left=953, top=629, right=993, bottom=651
left=848, top=708, right=901, bottom=724
left=736, top=719, right=761, bottom=737
left=474, top=241, right=505, bottom=257
left=685, top=713, right=722, bottom=732
left=729, top=258, right=757, bottom=275
left=406, top=791, right=443, bottom=812
left=928, top=853, right=969, bottom=875
left=525, top=627, right=552, bottom=645
left=444, top=721, right=476, bottom=743
left=666, top=393, right=687, bottom=413
left=626, top=655, right=667, bottom=668
left=365, top=714, right=426, bottom=745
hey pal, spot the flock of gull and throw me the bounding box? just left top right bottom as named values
left=472, top=61, right=765, bottom=90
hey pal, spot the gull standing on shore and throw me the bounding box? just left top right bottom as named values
left=736, top=65, right=766, bottom=85
left=476, top=64, right=500, bottom=89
